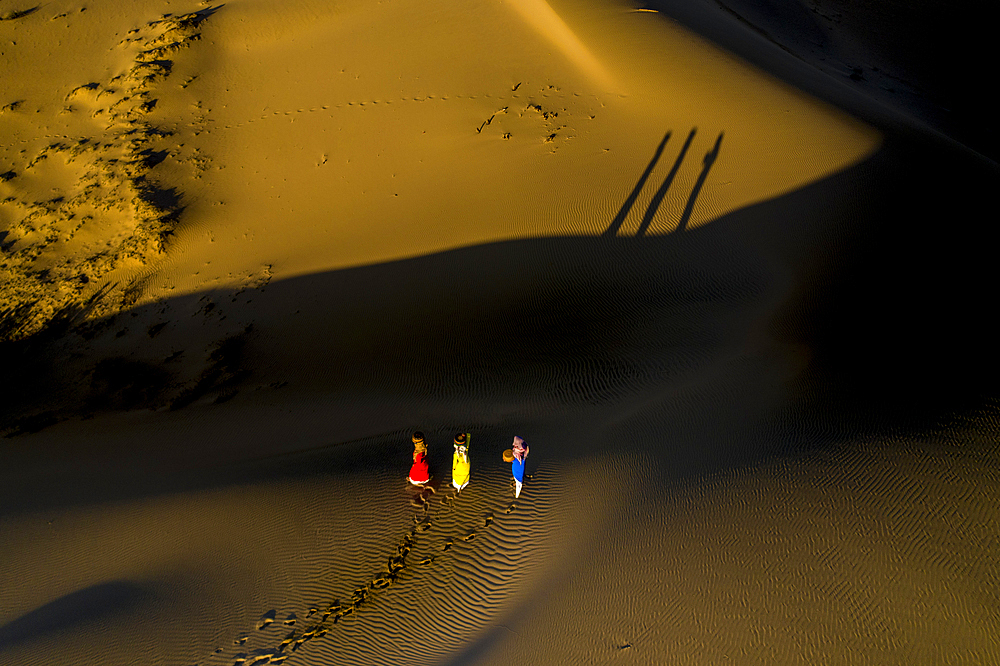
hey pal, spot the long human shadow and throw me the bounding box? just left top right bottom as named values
left=0, top=581, right=151, bottom=653
left=636, top=128, right=698, bottom=236
left=604, top=128, right=719, bottom=237
left=602, top=131, right=671, bottom=237
left=676, top=131, right=724, bottom=232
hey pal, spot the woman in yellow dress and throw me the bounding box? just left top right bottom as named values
left=451, top=432, right=471, bottom=492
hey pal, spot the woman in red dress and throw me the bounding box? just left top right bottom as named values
left=408, top=431, right=430, bottom=485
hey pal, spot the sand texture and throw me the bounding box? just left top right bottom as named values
left=1, top=0, right=997, bottom=664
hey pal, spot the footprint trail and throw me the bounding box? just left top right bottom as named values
left=201, top=470, right=531, bottom=666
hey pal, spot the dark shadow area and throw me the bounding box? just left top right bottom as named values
left=87, top=357, right=173, bottom=411
left=134, top=177, right=182, bottom=213
left=0, top=581, right=152, bottom=653
left=603, top=131, right=671, bottom=237
left=675, top=131, right=723, bottom=232
left=0, top=6, right=38, bottom=21
left=640, top=0, right=997, bottom=161
left=636, top=127, right=697, bottom=236
left=716, top=0, right=827, bottom=49
left=440, top=622, right=512, bottom=666
left=0, top=123, right=997, bottom=516
left=139, top=148, right=169, bottom=169
left=180, top=4, right=224, bottom=27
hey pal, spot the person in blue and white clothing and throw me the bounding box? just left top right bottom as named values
left=510, top=436, right=528, bottom=498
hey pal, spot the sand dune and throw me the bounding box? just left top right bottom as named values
left=2, top=1, right=997, bottom=665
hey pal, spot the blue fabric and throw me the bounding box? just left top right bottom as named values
left=512, top=458, right=525, bottom=482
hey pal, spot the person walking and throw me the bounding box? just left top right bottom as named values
left=452, top=432, right=471, bottom=492
left=408, top=431, right=430, bottom=485
left=510, top=436, right=528, bottom=498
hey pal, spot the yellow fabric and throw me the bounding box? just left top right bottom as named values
left=452, top=452, right=470, bottom=486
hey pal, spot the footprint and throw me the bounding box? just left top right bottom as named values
left=443, top=538, right=454, bottom=551
left=257, top=609, right=276, bottom=630
left=483, top=513, right=494, bottom=527
left=282, top=614, right=296, bottom=626
left=505, top=503, right=516, bottom=514
left=462, top=531, right=476, bottom=542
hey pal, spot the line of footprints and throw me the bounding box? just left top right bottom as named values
left=206, top=474, right=531, bottom=666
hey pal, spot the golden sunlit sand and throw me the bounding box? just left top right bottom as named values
left=1, top=0, right=997, bottom=664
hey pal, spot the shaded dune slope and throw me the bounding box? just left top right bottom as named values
left=643, top=0, right=997, bottom=161
left=2, top=124, right=996, bottom=508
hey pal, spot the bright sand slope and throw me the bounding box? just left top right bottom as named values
left=0, top=0, right=878, bottom=325
left=1, top=1, right=998, bottom=665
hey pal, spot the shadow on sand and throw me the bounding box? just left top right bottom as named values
left=0, top=126, right=997, bottom=515
left=0, top=581, right=153, bottom=653
left=603, top=127, right=721, bottom=237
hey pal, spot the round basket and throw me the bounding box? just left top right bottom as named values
left=502, top=449, right=514, bottom=463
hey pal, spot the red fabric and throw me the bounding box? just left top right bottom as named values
left=409, top=451, right=430, bottom=483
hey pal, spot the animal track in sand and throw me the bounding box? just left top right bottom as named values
left=217, top=83, right=590, bottom=148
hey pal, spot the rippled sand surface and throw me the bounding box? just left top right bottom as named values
left=1, top=1, right=997, bottom=664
